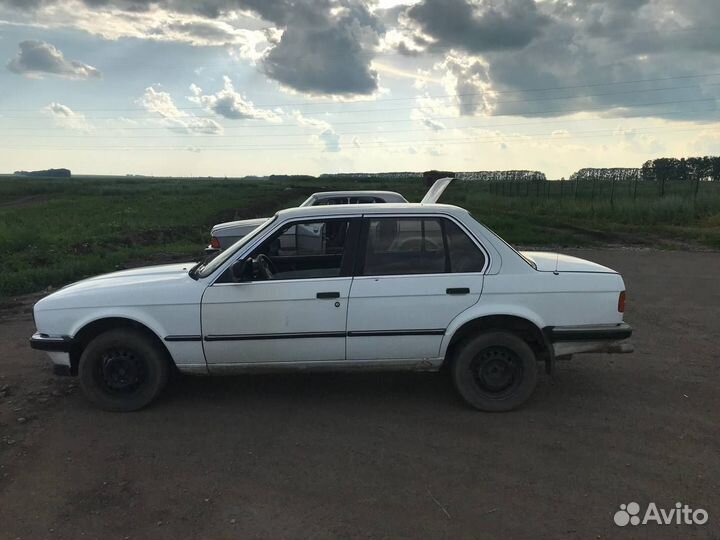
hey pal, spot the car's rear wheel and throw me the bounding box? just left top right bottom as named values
left=451, top=331, right=538, bottom=411
left=78, top=328, right=169, bottom=412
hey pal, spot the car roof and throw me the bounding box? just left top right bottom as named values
left=276, top=202, right=467, bottom=219
left=309, top=190, right=407, bottom=199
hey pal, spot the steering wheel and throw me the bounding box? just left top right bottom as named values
left=254, top=254, right=276, bottom=280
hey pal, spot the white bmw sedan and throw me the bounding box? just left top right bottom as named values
left=30, top=200, right=632, bottom=412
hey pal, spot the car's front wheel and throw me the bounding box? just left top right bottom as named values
left=78, top=328, right=169, bottom=412
left=451, top=331, right=538, bottom=412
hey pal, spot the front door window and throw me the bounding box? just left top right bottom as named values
left=248, top=219, right=352, bottom=280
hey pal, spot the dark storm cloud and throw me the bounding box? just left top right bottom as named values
left=406, top=0, right=550, bottom=53
left=2, top=0, right=718, bottom=110
left=259, top=0, right=382, bottom=95
left=474, top=0, right=720, bottom=120
left=0, top=0, right=383, bottom=94
left=388, top=0, right=719, bottom=120
left=6, top=40, right=101, bottom=79
left=262, top=3, right=380, bottom=95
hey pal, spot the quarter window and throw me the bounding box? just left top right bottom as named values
left=361, top=217, right=485, bottom=276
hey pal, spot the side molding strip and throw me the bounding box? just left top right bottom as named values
left=347, top=329, right=445, bottom=337
left=164, top=335, right=202, bottom=342
left=204, top=332, right=346, bottom=341
left=201, top=329, right=446, bottom=341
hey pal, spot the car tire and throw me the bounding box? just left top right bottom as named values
left=451, top=331, right=538, bottom=412
left=78, top=328, right=170, bottom=412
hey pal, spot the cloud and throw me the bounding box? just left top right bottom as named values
left=406, top=0, right=549, bottom=53
left=1, top=0, right=385, bottom=96
left=189, top=76, right=282, bottom=122
left=4, top=0, right=720, bottom=117
left=6, top=40, right=101, bottom=79
left=291, top=110, right=341, bottom=152
left=440, top=54, right=491, bottom=116
left=43, top=102, right=93, bottom=131
left=139, top=86, right=223, bottom=134
left=404, top=0, right=720, bottom=120
left=317, top=128, right=341, bottom=152
left=260, top=0, right=383, bottom=95
left=410, top=94, right=450, bottom=130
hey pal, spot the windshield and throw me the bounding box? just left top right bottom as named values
left=194, top=216, right=277, bottom=278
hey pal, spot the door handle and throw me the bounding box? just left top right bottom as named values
left=316, top=292, right=341, bottom=299
left=446, top=287, right=470, bottom=295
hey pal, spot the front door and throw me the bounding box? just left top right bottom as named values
left=202, top=218, right=358, bottom=367
left=346, top=215, right=487, bottom=362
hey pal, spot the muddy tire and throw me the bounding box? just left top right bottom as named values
left=78, top=328, right=169, bottom=412
left=451, top=331, right=538, bottom=412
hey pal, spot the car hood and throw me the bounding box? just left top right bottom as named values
left=35, top=263, right=198, bottom=310
left=520, top=251, right=617, bottom=274
left=212, top=217, right=268, bottom=236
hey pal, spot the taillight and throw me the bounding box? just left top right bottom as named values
left=618, top=291, right=626, bottom=313
left=210, top=237, right=220, bottom=249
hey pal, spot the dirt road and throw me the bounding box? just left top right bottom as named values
left=1, top=249, right=718, bottom=540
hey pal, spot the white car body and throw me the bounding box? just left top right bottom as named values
left=32, top=205, right=631, bottom=370
left=209, top=190, right=407, bottom=250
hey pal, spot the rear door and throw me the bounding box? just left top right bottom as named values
left=346, top=214, right=488, bottom=362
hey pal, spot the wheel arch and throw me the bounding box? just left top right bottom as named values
left=69, top=316, right=175, bottom=375
left=441, top=313, right=553, bottom=372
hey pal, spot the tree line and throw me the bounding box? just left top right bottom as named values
left=641, top=156, right=720, bottom=183
left=14, top=168, right=71, bottom=178
left=568, top=156, right=720, bottom=184
left=569, top=168, right=640, bottom=182
left=457, top=170, right=547, bottom=182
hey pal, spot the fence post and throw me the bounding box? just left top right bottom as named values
left=633, top=175, right=638, bottom=202
left=560, top=177, right=564, bottom=201
left=610, top=175, right=616, bottom=210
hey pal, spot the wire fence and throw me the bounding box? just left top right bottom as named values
left=481, top=177, right=720, bottom=208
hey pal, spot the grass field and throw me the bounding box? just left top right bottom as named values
left=1, top=174, right=719, bottom=298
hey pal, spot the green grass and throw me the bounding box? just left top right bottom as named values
left=1, top=175, right=718, bottom=298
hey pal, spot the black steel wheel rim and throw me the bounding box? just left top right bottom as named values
left=470, top=346, right=523, bottom=398
left=94, top=348, right=147, bottom=395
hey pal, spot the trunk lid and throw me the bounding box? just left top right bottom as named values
left=421, top=177, right=453, bottom=204
left=520, top=251, right=617, bottom=274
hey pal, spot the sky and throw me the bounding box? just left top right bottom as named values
left=0, top=0, right=719, bottom=178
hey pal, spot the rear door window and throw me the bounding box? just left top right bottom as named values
left=360, top=217, right=485, bottom=276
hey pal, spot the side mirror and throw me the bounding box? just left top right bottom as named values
left=232, top=257, right=252, bottom=282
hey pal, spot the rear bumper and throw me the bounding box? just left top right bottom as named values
left=545, top=323, right=634, bottom=356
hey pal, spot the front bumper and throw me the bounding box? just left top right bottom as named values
left=29, top=332, right=73, bottom=352
left=545, top=323, right=634, bottom=357
left=29, top=333, right=74, bottom=374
